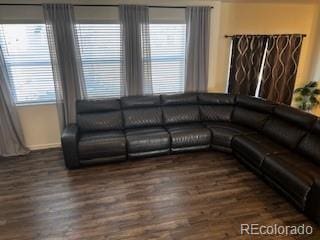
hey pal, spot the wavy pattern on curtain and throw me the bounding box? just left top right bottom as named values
left=259, top=35, right=304, bottom=105
left=227, top=35, right=268, bottom=96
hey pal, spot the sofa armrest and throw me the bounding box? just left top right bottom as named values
left=61, top=124, right=80, bottom=169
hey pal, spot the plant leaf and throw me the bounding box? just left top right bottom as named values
left=294, top=88, right=303, bottom=93
left=309, top=81, right=318, bottom=88
left=313, top=89, right=320, bottom=95
left=310, top=96, right=317, bottom=104
left=305, top=81, right=316, bottom=88
left=301, top=88, right=311, bottom=96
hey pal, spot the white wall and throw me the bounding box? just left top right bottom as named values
left=17, top=104, right=61, bottom=150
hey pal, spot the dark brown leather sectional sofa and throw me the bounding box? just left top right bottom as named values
left=61, top=93, right=320, bottom=224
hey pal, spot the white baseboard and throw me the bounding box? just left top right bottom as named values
left=28, top=143, right=61, bottom=151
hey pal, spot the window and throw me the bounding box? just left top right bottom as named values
left=76, top=23, right=186, bottom=98
left=149, top=24, right=186, bottom=94
left=0, top=24, right=55, bottom=104
left=76, top=24, right=121, bottom=99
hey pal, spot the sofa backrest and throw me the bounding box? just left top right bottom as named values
left=232, top=95, right=275, bottom=130
left=121, top=95, right=162, bottom=129
left=161, top=93, right=200, bottom=125
left=297, top=119, right=320, bottom=166
left=198, top=93, right=235, bottom=122
left=262, top=104, right=317, bottom=149
left=77, top=99, right=123, bottom=132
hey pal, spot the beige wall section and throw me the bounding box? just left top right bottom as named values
left=308, top=5, right=320, bottom=115
left=209, top=2, right=320, bottom=95
left=17, top=104, right=61, bottom=150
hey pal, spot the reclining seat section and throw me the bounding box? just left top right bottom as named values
left=161, top=93, right=211, bottom=152
left=76, top=99, right=126, bottom=166
left=260, top=108, right=319, bottom=219
left=233, top=103, right=319, bottom=218
left=231, top=96, right=286, bottom=170
left=199, top=93, right=256, bottom=153
left=251, top=104, right=315, bottom=170
left=121, top=95, right=170, bottom=158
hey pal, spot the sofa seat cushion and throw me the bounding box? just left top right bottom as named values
left=125, top=127, right=170, bottom=155
left=79, top=131, right=126, bottom=160
left=205, top=122, right=256, bottom=148
left=232, top=134, right=288, bottom=168
left=261, top=153, right=320, bottom=209
left=166, top=123, right=211, bottom=151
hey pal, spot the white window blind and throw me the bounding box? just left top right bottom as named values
left=76, top=24, right=121, bottom=99
left=149, top=24, right=186, bottom=94
left=0, top=24, right=55, bottom=104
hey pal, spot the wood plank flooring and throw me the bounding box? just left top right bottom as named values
left=0, top=149, right=319, bottom=240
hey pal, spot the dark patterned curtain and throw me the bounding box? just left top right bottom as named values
left=228, top=35, right=268, bottom=95
left=259, top=34, right=303, bottom=104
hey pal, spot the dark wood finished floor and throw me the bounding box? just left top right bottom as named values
left=0, top=149, right=319, bottom=240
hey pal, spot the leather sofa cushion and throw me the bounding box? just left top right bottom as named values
left=232, top=95, right=275, bottom=130
left=205, top=122, right=256, bottom=148
left=262, top=117, right=307, bottom=149
left=261, top=152, right=320, bottom=209
left=236, top=95, right=275, bottom=113
left=161, top=93, right=198, bottom=105
left=274, top=104, right=316, bottom=130
left=78, top=131, right=126, bottom=160
left=166, top=123, right=211, bottom=149
left=121, top=95, right=160, bottom=109
left=232, top=134, right=288, bottom=168
left=77, top=99, right=120, bottom=114
left=163, top=105, right=200, bottom=125
left=78, top=111, right=123, bottom=132
left=198, top=93, right=235, bottom=105
left=200, top=105, right=234, bottom=122
left=297, top=120, right=320, bottom=166
left=125, top=127, right=170, bottom=153
left=232, top=107, right=270, bottom=130
left=123, top=107, right=162, bottom=128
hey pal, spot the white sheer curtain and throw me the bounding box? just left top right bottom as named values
left=43, top=4, right=85, bottom=131
left=119, top=5, right=153, bottom=96
left=185, top=6, right=211, bottom=92
left=0, top=46, right=29, bottom=157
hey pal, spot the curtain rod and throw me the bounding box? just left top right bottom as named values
left=0, top=3, right=214, bottom=9
left=225, top=34, right=306, bottom=38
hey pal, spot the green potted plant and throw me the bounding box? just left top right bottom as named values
left=294, top=81, right=320, bottom=112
